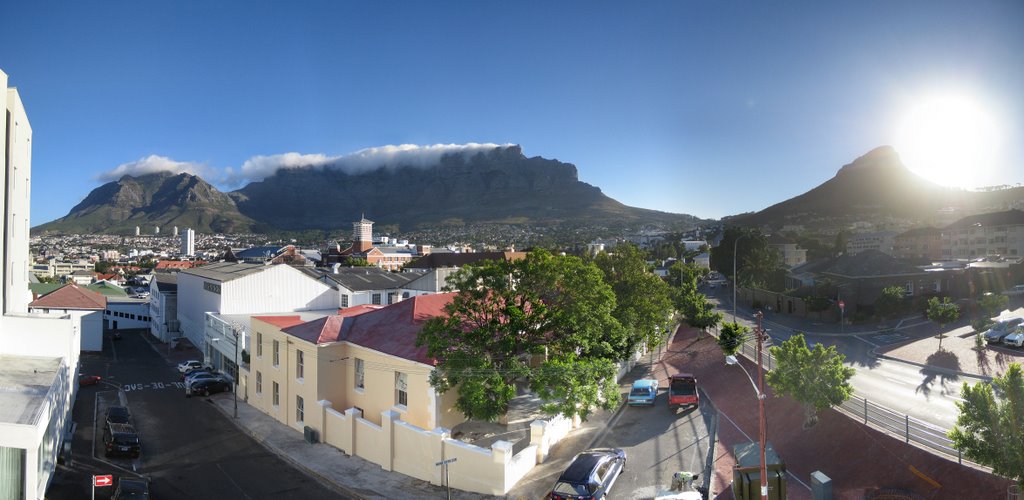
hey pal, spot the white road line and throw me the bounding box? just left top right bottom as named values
left=854, top=335, right=880, bottom=347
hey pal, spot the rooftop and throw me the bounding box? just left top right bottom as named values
left=29, top=284, right=107, bottom=310
left=304, top=267, right=425, bottom=291
left=181, top=261, right=268, bottom=283
left=0, top=355, right=63, bottom=426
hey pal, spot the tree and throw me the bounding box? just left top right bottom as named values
left=767, top=333, right=856, bottom=427
left=949, top=363, right=1024, bottom=487
left=593, top=244, right=675, bottom=353
left=874, top=286, right=905, bottom=320
left=417, top=250, right=625, bottom=422
left=978, top=293, right=1009, bottom=319
left=926, top=297, right=961, bottom=350
left=710, top=228, right=787, bottom=292
left=717, top=322, right=748, bottom=356
left=94, top=260, right=114, bottom=274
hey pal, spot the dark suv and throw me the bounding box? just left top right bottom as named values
left=103, top=423, right=141, bottom=458
left=104, top=406, right=131, bottom=429
left=113, top=478, right=150, bottom=499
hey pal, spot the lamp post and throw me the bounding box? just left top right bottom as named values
left=733, top=233, right=750, bottom=323
left=725, top=309, right=769, bottom=500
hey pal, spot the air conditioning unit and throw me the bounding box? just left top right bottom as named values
left=303, top=426, right=319, bottom=444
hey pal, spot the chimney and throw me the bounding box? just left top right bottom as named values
left=332, top=263, right=340, bottom=274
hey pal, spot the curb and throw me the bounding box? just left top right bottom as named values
left=870, top=349, right=994, bottom=382
left=206, top=397, right=370, bottom=500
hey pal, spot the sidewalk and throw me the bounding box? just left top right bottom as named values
left=141, top=330, right=621, bottom=499
left=665, top=325, right=1013, bottom=499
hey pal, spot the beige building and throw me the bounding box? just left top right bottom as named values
left=247, top=293, right=463, bottom=436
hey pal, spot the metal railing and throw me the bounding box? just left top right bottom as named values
left=724, top=333, right=988, bottom=471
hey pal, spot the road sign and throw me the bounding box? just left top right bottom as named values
left=435, top=457, right=457, bottom=466
left=93, top=475, right=113, bottom=487
left=838, top=300, right=845, bottom=311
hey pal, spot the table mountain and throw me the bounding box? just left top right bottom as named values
left=34, top=146, right=700, bottom=235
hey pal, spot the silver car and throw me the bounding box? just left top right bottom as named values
left=984, top=318, right=1024, bottom=343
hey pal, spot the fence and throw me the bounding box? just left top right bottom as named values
left=728, top=334, right=987, bottom=471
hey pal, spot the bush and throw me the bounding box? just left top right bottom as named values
left=972, top=318, right=994, bottom=333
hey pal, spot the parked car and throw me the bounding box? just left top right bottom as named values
left=103, top=423, right=141, bottom=458
left=113, top=478, right=149, bottom=499
left=1002, top=285, right=1024, bottom=297
left=181, top=366, right=213, bottom=381
left=185, top=372, right=226, bottom=390
left=668, top=373, right=699, bottom=411
left=984, top=318, right=1024, bottom=343
left=79, top=374, right=102, bottom=387
left=627, top=379, right=659, bottom=406
left=177, top=360, right=203, bottom=373
left=104, top=406, right=131, bottom=429
left=187, top=378, right=232, bottom=397
left=548, top=448, right=627, bottom=500
left=1002, top=326, right=1024, bottom=348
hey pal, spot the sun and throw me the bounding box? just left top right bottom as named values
left=895, top=91, right=1001, bottom=188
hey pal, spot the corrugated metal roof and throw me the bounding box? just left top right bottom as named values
left=305, top=267, right=425, bottom=291
left=181, top=261, right=269, bottom=283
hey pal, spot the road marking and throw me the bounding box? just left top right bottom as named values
left=854, top=335, right=880, bottom=347
left=122, top=381, right=186, bottom=392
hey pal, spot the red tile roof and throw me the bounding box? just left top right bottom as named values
left=28, top=284, right=107, bottom=310
left=283, top=316, right=346, bottom=344
left=337, top=304, right=383, bottom=317
left=252, top=315, right=305, bottom=329
left=155, top=260, right=198, bottom=269
left=339, top=293, right=455, bottom=365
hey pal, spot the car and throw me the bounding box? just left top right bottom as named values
left=113, top=478, right=149, bottom=499
left=627, top=379, right=659, bottom=406
left=177, top=360, right=203, bottom=373
left=668, top=373, right=699, bottom=411
left=79, top=374, right=102, bottom=387
left=1002, top=326, right=1024, bottom=348
left=104, top=406, right=131, bottom=429
left=984, top=318, right=1024, bottom=343
left=187, top=378, right=232, bottom=397
left=1002, top=285, right=1024, bottom=297
left=103, top=423, right=141, bottom=458
left=181, top=366, right=213, bottom=381
left=185, top=372, right=226, bottom=390
left=548, top=448, right=626, bottom=499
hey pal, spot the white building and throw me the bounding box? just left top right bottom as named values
left=845, top=231, right=897, bottom=256
left=1, top=69, right=78, bottom=500
left=176, top=262, right=337, bottom=378
left=180, top=228, right=195, bottom=257
left=305, top=265, right=432, bottom=308
left=149, top=272, right=180, bottom=343
left=941, top=209, right=1024, bottom=259
left=681, top=240, right=707, bottom=252
left=134, top=226, right=140, bottom=236
left=28, top=285, right=105, bottom=352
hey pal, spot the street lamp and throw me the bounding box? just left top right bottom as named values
left=725, top=309, right=769, bottom=500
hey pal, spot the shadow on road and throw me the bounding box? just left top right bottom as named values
left=916, top=349, right=961, bottom=398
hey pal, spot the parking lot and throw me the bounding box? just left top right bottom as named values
left=47, top=331, right=345, bottom=499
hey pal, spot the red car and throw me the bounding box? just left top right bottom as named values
left=79, top=374, right=102, bottom=387
left=668, top=373, right=698, bottom=411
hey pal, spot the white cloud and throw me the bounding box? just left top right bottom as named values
left=96, top=155, right=211, bottom=183
left=223, top=143, right=513, bottom=187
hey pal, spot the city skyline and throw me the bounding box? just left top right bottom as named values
left=2, top=1, right=1022, bottom=225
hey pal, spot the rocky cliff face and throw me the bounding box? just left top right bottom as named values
left=35, top=146, right=699, bottom=234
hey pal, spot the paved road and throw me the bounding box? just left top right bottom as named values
left=47, top=331, right=345, bottom=500
left=706, top=286, right=975, bottom=431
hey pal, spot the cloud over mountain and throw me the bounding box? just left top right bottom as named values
left=98, top=143, right=516, bottom=189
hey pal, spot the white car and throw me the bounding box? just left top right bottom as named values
left=177, top=360, right=203, bottom=373
left=1002, top=327, right=1024, bottom=348
left=984, top=318, right=1024, bottom=343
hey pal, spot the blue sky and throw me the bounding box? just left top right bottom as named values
left=2, top=1, right=1022, bottom=226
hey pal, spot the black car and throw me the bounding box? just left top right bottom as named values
left=113, top=478, right=149, bottom=499
left=187, top=378, right=232, bottom=397
left=104, top=406, right=131, bottom=429
left=103, top=423, right=141, bottom=458
left=548, top=448, right=626, bottom=499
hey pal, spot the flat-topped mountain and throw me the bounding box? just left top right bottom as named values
left=34, top=146, right=702, bottom=235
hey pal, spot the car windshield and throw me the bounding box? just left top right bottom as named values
left=630, top=387, right=653, bottom=396
left=551, top=481, right=591, bottom=496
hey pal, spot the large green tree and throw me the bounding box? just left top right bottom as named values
left=593, top=244, right=675, bottom=353
left=926, top=297, right=961, bottom=350
left=949, top=363, right=1024, bottom=487
left=978, top=293, right=1009, bottom=319
left=767, top=333, right=856, bottom=427
left=417, top=250, right=625, bottom=422
left=717, top=322, right=749, bottom=356
left=710, top=228, right=786, bottom=292
left=874, top=285, right=906, bottom=320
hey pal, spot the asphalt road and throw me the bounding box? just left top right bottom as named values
left=46, top=331, right=345, bottom=500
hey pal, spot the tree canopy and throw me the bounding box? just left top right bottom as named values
left=926, top=297, right=961, bottom=350
left=766, top=332, right=856, bottom=427
left=717, top=322, right=748, bottom=356
left=593, top=244, right=675, bottom=353
left=949, top=363, right=1024, bottom=487
left=710, top=228, right=786, bottom=292
left=417, top=249, right=626, bottom=422
left=874, top=285, right=905, bottom=320
left=978, top=293, right=1008, bottom=319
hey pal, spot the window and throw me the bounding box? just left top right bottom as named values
left=272, top=382, right=280, bottom=406
left=296, top=396, right=304, bottom=423
left=341, top=294, right=349, bottom=308
left=387, top=293, right=395, bottom=305
left=296, top=350, right=304, bottom=379
left=372, top=293, right=382, bottom=305
left=257, top=332, right=263, bottom=357
left=273, top=340, right=280, bottom=366
left=355, top=358, right=365, bottom=389
left=395, top=372, right=408, bottom=407
left=256, top=371, right=262, bottom=394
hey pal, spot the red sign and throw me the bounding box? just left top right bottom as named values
left=93, top=475, right=113, bottom=487
left=838, top=300, right=846, bottom=311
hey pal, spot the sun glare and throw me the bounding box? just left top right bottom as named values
left=895, top=91, right=1001, bottom=188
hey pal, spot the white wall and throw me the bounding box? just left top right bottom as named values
left=3, top=81, right=33, bottom=315
left=104, top=300, right=151, bottom=330
left=26, top=309, right=102, bottom=352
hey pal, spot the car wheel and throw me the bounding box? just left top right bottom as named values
left=202, top=388, right=209, bottom=396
